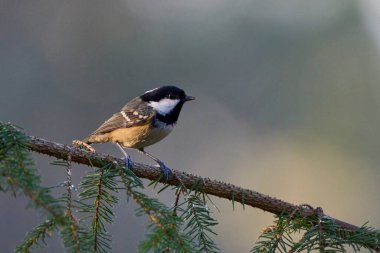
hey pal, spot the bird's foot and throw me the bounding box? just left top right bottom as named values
left=124, top=156, right=133, bottom=170
left=72, top=140, right=96, bottom=152
left=156, top=160, right=172, bottom=181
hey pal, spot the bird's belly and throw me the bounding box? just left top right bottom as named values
left=134, top=125, right=174, bottom=148
left=108, top=124, right=174, bottom=149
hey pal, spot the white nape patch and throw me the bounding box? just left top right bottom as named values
left=148, top=98, right=180, bottom=115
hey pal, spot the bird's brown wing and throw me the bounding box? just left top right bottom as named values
left=87, top=97, right=155, bottom=137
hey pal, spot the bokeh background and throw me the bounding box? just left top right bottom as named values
left=1, top=0, right=380, bottom=252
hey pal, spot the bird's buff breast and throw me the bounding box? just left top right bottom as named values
left=108, top=124, right=174, bottom=149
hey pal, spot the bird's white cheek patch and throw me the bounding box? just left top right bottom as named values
left=149, top=98, right=180, bottom=115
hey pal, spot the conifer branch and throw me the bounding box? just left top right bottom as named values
left=25, top=135, right=380, bottom=251
left=15, top=219, right=57, bottom=253
left=65, top=156, right=81, bottom=253
left=51, top=158, right=89, bottom=253
left=117, top=166, right=193, bottom=252
left=5, top=175, right=63, bottom=218
left=118, top=167, right=162, bottom=228
left=78, top=163, right=118, bottom=253
left=93, top=167, right=104, bottom=253
left=65, top=155, right=74, bottom=218
left=173, top=188, right=182, bottom=217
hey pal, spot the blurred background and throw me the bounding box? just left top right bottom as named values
left=1, top=0, right=380, bottom=252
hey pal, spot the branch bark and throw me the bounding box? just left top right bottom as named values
left=26, top=135, right=377, bottom=249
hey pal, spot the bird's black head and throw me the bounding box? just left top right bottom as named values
left=141, top=86, right=195, bottom=125
left=140, top=86, right=194, bottom=102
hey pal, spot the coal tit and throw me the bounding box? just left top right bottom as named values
left=74, top=86, right=195, bottom=180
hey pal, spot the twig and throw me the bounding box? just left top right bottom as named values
left=66, top=155, right=73, bottom=215
left=93, top=167, right=104, bottom=253
left=65, top=155, right=81, bottom=253
left=316, top=207, right=325, bottom=253
left=173, top=188, right=182, bottom=217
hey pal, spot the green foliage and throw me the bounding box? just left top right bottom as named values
left=52, top=159, right=93, bottom=253
left=143, top=181, right=220, bottom=253
left=0, top=123, right=66, bottom=252
left=180, top=191, right=219, bottom=253
left=252, top=213, right=380, bottom=253
left=0, top=123, right=64, bottom=219
left=118, top=166, right=194, bottom=252
left=78, top=163, right=119, bottom=253
left=59, top=216, right=92, bottom=253
left=15, top=219, right=57, bottom=253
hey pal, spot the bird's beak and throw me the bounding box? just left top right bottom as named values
left=184, top=95, right=195, bottom=102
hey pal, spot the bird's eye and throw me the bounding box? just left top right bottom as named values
left=168, top=94, right=175, bottom=99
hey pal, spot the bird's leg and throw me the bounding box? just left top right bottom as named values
left=138, top=148, right=172, bottom=181
left=116, top=143, right=133, bottom=170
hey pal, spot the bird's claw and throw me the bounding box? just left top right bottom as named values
left=72, top=140, right=96, bottom=152
left=156, top=160, right=172, bottom=181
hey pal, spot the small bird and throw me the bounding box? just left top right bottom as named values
left=73, top=86, right=194, bottom=180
